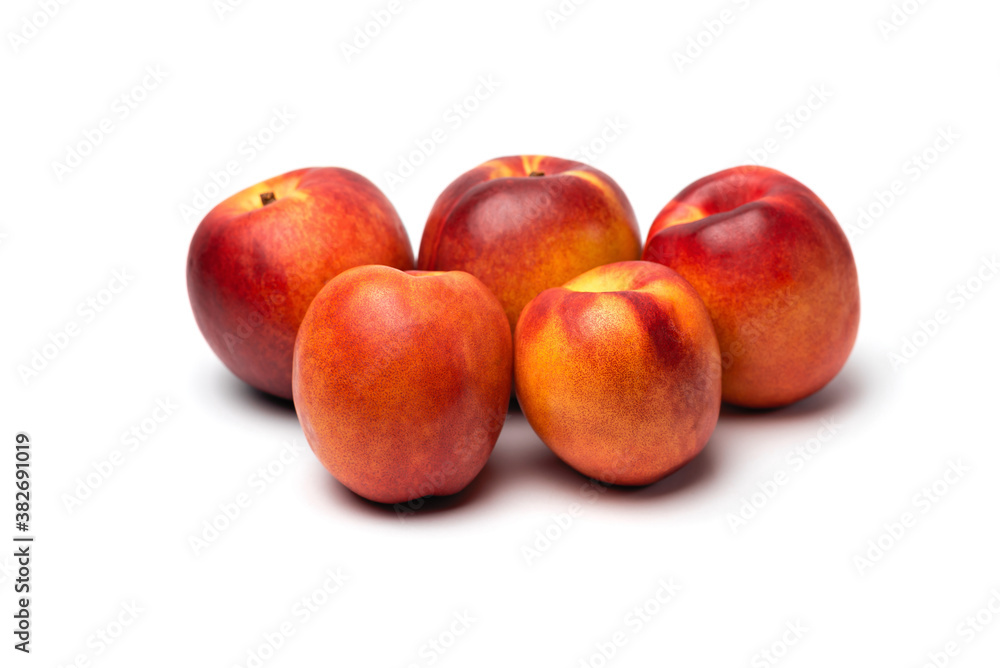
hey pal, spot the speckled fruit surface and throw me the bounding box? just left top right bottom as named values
left=514, top=260, right=722, bottom=486
left=643, top=165, right=860, bottom=409
left=187, top=167, right=413, bottom=399
left=292, top=266, right=512, bottom=504
left=418, top=155, right=642, bottom=336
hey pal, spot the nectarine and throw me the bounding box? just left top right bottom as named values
left=418, top=155, right=642, bottom=335
left=643, top=165, right=860, bottom=408
left=514, top=261, right=721, bottom=486
left=292, top=266, right=511, bottom=504
left=187, top=167, right=413, bottom=399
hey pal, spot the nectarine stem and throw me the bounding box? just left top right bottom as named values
left=260, top=192, right=276, bottom=206
left=528, top=171, right=545, bottom=177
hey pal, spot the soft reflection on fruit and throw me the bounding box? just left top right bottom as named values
left=643, top=166, right=860, bottom=408
left=187, top=167, right=413, bottom=399
left=418, top=155, right=642, bottom=336
left=293, top=266, right=512, bottom=504
left=514, top=261, right=721, bottom=486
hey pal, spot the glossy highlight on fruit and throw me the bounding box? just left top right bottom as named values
left=514, top=260, right=722, bottom=485
left=643, top=165, right=860, bottom=408
left=418, top=155, right=642, bottom=335
left=187, top=167, right=413, bottom=399
left=292, top=265, right=512, bottom=504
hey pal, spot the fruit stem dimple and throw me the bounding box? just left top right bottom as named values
left=528, top=171, right=545, bottom=177
left=260, top=191, right=276, bottom=206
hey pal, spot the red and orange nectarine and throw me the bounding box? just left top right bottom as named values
left=418, top=155, right=642, bottom=335
left=292, top=266, right=512, bottom=504
left=514, top=261, right=722, bottom=486
left=187, top=167, right=413, bottom=399
left=643, top=165, right=860, bottom=408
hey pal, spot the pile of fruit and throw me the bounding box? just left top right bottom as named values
left=187, top=156, right=860, bottom=504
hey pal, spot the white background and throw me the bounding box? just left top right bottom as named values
left=3, top=0, right=1000, bottom=666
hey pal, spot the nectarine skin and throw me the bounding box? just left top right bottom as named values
left=418, top=155, right=642, bottom=334
left=187, top=167, right=413, bottom=400
left=292, top=266, right=512, bottom=505
left=514, top=261, right=722, bottom=486
left=643, top=165, right=860, bottom=408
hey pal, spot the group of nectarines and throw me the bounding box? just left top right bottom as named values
left=187, top=156, right=859, bottom=504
